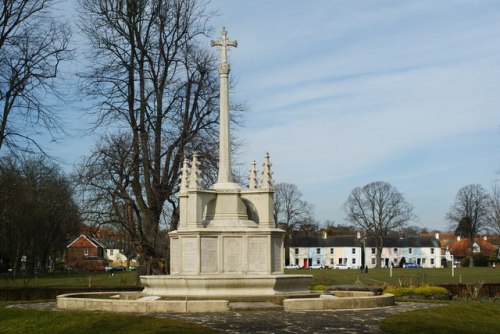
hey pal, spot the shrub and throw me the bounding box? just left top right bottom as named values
left=461, top=254, right=490, bottom=267
left=385, top=286, right=449, bottom=297
left=310, top=284, right=327, bottom=291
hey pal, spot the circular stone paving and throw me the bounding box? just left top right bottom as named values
left=6, top=301, right=445, bottom=333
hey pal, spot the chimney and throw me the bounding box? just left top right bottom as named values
left=322, top=230, right=327, bottom=239
left=457, top=236, right=461, bottom=241
left=483, top=235, right=487, bottom=241
left=357, top=232, right=361, bottom=239
left=435, top=233, right=440, bottom=240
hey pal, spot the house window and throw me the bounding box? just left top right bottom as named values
left=431, top=258, right=435, bottom=265
left=294, top=248, right=299, bottom=255
left=316, top=259, right=321, bottom=265
left=83, top=249, right=88, bottom=256
left=352, top=258, right=356, bottom=264
left=371, top=248, right=376, bottom=255
left=330, top=259, right=334, bottom=265
left=371, top=258, right=376, bottom=265
left=330, top=248, right=334, bottom=255
left=316, top=248, right=321, bottom=255
left=352, top=248, right=356, bottom=254
left=110, top=249, right=114, bottom=256
left=431, top=248, right=434, bottom=254
left=409, top=248, right=412, bottom=254
left=393, top=248, right=398, bottom=253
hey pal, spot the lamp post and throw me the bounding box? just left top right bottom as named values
left=357, top=231, right=366, bottom=270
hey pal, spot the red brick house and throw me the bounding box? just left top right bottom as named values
left=66, top=235, right=106, bottom=270
left=448, top=236, right=496, bottom=261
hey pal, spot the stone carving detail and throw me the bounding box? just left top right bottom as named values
left=211, top=27, right=237, bottom=67
left=180, top=158, right=190, bottom=193
left=248, top=160, right=258, bottom=189
left=261, top=152, right=274, bottom=189
left=189, top=152, right=201, bottom=189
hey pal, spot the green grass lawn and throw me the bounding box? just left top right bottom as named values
left=1, top=267, right=499, bottom=289
left=0, top=271, right=139, bottom=288
left=285, top=267, right=500, bottom=287
left=0, top=303, right=218, bottom=334
left=380, top=301, right=500, bottom=334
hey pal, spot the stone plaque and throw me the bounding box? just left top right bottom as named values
left=201, top=237, right=218, bottom=273
left=170, top=238, right=179, bottom=273
left=271, top=236, right=282, bottom=272
left=223, top=237, right=242, bottom=272
left=182, top=237, right=198, bottom=274
left=247, top=237, right=267, bottom=272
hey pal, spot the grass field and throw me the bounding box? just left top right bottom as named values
left=285, top=267, right=500, bottom=287
left=1, top=267, right=499, bottom=289
left=0, top=271, right=139, bottom=288
left=0, top=302, right=218, bottom=334
left=380, top=301, right=500, bottom=334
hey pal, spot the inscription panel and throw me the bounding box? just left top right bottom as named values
left=181, top=237, right=198, bottom=274
left=271, top=236, right=282, bottom=272
left=201, top=237, right=218, bottom=273
left=223, top=237, right=242, bottom=273
left=170, top=238, right=179, bottom=273
left=247, top=237, right=267, bottom=272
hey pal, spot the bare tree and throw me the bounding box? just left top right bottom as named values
left=488, top=182, right=500, bottom=234
left=76, top=0, right=224, bottom=273
left=0, top=155, right=80, bottom=276
left=0, top=0, right=72, bottom=154
left=344, top=181, right=416, bottom=268
left=273, top=182, right=315, bottom=264
left=447, top=184, right=490, bottom=267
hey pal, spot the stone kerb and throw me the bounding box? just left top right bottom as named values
left=57, top=292, right=230, bottom=313
left=283, top=293, right=395, bottom=311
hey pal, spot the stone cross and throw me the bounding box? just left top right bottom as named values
left=211, top=27, right=237, bottom=64
left=211, top=27, right=239, bottom=189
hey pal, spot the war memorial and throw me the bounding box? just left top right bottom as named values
left=57, top=28, right=394, bottom=313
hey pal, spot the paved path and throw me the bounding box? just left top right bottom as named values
left=6, top=301, right=444, bottom=333
left=163, top=302, right=444, bottom=333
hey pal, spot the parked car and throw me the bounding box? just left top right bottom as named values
left=105, top=266, right=126, bottom=272
left=285, top=264, right=300, bottom=269
left=89, top=265, right=106, bottom=272
left=403, top=263, right=420, bottom=268
left=333, top=263, right=352, bottom=269
left=309, top=264, right=325, bottom=269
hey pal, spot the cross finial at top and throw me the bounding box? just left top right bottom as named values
left=211, top=27, right=237, bottom=64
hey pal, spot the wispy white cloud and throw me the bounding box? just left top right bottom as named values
left=213, top=0, right=500, bottom=229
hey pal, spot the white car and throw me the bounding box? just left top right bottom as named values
left=333, top=263, right=352, bottom=269
left=285, top=264, right=300, bottom=269
left=309, top=264, right=325, bottom=269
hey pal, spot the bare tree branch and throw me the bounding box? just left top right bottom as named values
left=344, top=181, right=416, bottom=268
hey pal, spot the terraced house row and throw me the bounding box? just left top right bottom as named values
left=289, top=234, right=443, bottom=269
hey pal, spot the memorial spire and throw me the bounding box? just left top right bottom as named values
left=211, top=27, right=239, bottom=189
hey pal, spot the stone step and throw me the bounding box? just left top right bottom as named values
left=229, top=302, right=283, bottom=311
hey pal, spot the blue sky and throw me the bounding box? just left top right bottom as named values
left=209, top=0, right=500, bottom=231
left=48, top=0, right=500, bottom=231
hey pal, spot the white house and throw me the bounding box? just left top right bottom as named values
left=289, top=235, right=442, bottom=269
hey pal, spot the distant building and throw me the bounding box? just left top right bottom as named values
left=289, top=235, right=441, bottom=268
left=65, top=235, right=106, bottom=270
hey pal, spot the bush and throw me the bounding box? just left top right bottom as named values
left=461, top=254, right=490, bottom=267
left=385, top=286, right=449, bottom=297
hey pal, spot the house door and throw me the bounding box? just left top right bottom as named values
left=303, top=258, right=308, bottom=268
